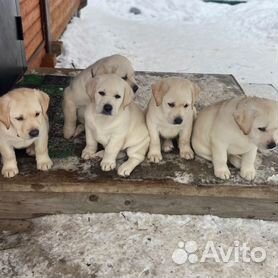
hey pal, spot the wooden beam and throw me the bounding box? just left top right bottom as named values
left=4, top=70, right=277, bottom=221
left=40, top=0, right=52, bottom=53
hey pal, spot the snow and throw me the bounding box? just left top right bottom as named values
left=267, top=174, right=278, bottom=184
left=57, top=0, right=278, bottom=98
left=172, top=171, right=193, bottom=184
left=0, top=213, right=277, bottom=277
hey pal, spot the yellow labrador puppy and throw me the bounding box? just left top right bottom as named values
left=0, top=88, right=53, bottom=178
left=63, top=54, right=138, bottom=139
left=192, top=96, right=278, bottom=180
left=146, top=77, right=200, bottom=163
left=81, top=74, right=149, bottom=177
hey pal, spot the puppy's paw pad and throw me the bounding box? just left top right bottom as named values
left=240, top=168, right=256, bottom=181
left=2, top=167, right=19, bottom=178
left=147, top=152, right=162, bottom=163
left=81, top=148, right=96, bottom=160
left=26, top=146, right=35, bottom=156
left=162, top=140, right=174, bottom=153
left=180, top=149, right=194, bottom=160
left=118, top=163, right=133, bottom=177
left=37, top=159, right=53, bottom=171
left=215, top=168, right=231, bottom=180
left=101, top=160, right=116, bottom=171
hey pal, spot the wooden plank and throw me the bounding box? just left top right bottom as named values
left=20, top=0, right=39, bottom=18
left=2, top=70, right=276, bottom=221
left=21, top=3, right=41, bottom=33
left=25, top=30, right=44, bottom=60
left=48, top=0, right=63, bottom=13
left=22, top=17, right=42, bottom=47
left=0, top=191, right=276, bottom=221
left=27, top=43, right=45, bottom=69
left=50, top=0, right=79, bottom=40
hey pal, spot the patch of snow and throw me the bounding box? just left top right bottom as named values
left=172, top=171, right=193, bottom=184
left=0, top=213, right=277, bottom=277
left=57, top=0, right=278, bottom=90
left=267, top=174, right=278, bottom=184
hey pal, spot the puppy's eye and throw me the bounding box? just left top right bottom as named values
left=35, top=112, right=40, bottom=117
left=15, top=116, right=24, bottom=121
left=258, top=127, right=266, bottom=132
left=115, top=94, right=121, bottom=99
left=168, top=102, right=175, bottom=108
left=184, top=104, right=189, bottom=108
left=122, top=75, right=128, bottom=81
left=98, top=91, right=105, bottom=96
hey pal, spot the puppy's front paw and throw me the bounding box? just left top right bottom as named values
left=162, top=140, right=174, bottom=153
left=240, top=168, right=256, bottom=181
left=214, top=167, right=231, bottom=180
left=147, top=152, right=162, bottom=163
left=180, top=148, right=194, bottom=160
left=2, top=166, right=19, bottom=178
left=37, top=158, right=53, bottom=171
left=81, top=147, right=96, bottom=160
left=118, top=162, right=134, bottom=177
left=101, top=159, right=116, bottom=171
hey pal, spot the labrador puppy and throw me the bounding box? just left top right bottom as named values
left=81, top=74, right=149, bottom=177
left=146, top=77, right=200, bottom=163
left=63, top=54, right=138, bottom=139
left=192, top=96, right=278, bottom=180
left=0, top=88, right=53, bottom=178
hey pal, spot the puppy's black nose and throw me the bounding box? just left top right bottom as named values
left=174, top=117, right=183, bottom=125
left=29, top=129, right=39, bottom=138
left=103, top=104, right=113, bottom=114
left=267, top=142, right=276, bottom=149
left=132, top=84, right=139, bottom=93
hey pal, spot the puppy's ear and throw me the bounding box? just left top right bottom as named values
left=191, top=82, right=200, bottom=105
left=123, top=83, right=134, bottom=108
left=94, top=64, right=108, bottom=75
left=233, top=102, right=257, bottom=135
left=0, top=95, right=11, bottom=129
left=151, top=80, right=169, bottom=106
left=35, top=90, right=50, bottom=116
left=91, top=68, right=95, bottom=78
left=86, top=77, right=98, bottom=101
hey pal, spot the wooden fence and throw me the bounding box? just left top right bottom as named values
left=20, top=0, right=82, bottom=68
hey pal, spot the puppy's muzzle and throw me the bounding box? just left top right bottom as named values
left=267, top=141, right=277, bottom=150
left=29, top=129, right=39, bottom=138
left=173, top=117, right=183, bottom=125
left=102, top=104, right=113, bottom=115
left=132, top=84, right=139, bottom=93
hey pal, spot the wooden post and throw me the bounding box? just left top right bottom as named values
left=40, top=0, right=56, bottom=67
left=40, top=0, right=52, bottom=53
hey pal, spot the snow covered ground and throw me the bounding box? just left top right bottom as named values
left=1, top=1, right=277, bottom=278
left=57, top=0, right=278, bottom=98
left=1, top=213, right=278, bottom=278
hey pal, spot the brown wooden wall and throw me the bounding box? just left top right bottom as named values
left=20, top=0, right=45, bottom=68
left=20, top=0, right=81, bottom=68
left=49, top=0, right=81, bottom=41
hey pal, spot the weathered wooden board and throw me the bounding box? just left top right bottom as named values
left=0, top=69, right=277, bottom=221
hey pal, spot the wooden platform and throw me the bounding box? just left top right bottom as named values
left=0, top=69, right=277, bottom=221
